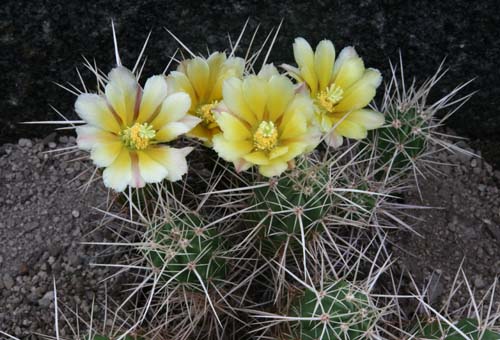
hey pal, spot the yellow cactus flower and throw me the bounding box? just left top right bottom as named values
left=212, top=65, right=320, bottom=177
left=75, top=66, right=200, bottom=192
left=166, top=52, right=245, bottom=144
left=283, top=37, right=384, bottom=147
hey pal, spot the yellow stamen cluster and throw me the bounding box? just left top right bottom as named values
left=196, top=102, right=218, bottom=128
left=317, top=83, right=344, bottom=112
left=253, top=121, right=278, bottom=151
left=121, top=122, right=156, bottom=150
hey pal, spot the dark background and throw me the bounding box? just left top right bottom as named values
left=1, top=0, right=499, bottom=164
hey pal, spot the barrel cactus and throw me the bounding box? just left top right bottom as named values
left=147, top=212, right=227, bottom=286
left=287, top=280, right=379, bottom=340
left=413, top=318, right=500, bottom=340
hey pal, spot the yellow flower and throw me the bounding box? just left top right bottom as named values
left=212, top=65, right=320, bottom=177
left=75, top=66, right=200, bottom=191
left=283, top=37, right=384, bottom=147
left=166, top=52, right=245, bottom=144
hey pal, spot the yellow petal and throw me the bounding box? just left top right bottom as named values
left=242, top=76, right=268, bottom=121
left=105, top=66, right=138, bottom=126
left=75, top=93, right=121, bottom=133
left=76, top=125, right=118, bottom=150
left=216, top=111, right=252, bottom=141
left=187, top=124, right=212, bottom=142
left=137, top=150, right=169, bottom=184
left=91, top=141, right=123, bottom=167
left=243, top=151, right=269, bottom=165
left=151, top=92, right=191, bottom=129
left=258, top=64, right=280, bottom=80
left=293, top=37, right=315, bottom=73
left=222, top=78, right=257, bottom=125
left=332, top=46, right=359, bottom=81
left=266, top=75, right=294, bottom=122
left=280, top=112, right=307, bottom=140
left=314, top=40, right=335, bottom=90
left=258, top=161, right=288, bottom=178
left=332, top=56, right=365, bottom=90
left=347, top=109, right=385, bottom=130
left=209, top=56, right=245, bottom=100
left=147, top=146, right=192, bottom=181
left=212, top=134, right=253, bottom=162
left=269, top=146, right=289, bottom=160
left=186, top=57, right=210, bottom=101
left=166, top=71, right=197, bottom=109
left=156, top=122, right=194, bottom=142
left=138, top=75, right=168, bottom=123
left=335, top=69, right=382, bottom=112
left=102, top=148, right=132, bottom=192
left=334, top=119, right=368, bottom=140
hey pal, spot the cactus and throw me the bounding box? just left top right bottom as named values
left=414, top=318, right=500, bottom=340
left=248, top=157, right=333, bottom=251
left=147, top=212, right=227, bottom=285
left=367, top=107, right=427, bottom=179
left=287, top=280, right=379, bottom=340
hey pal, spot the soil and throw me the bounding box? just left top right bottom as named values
left=0, top=134, right=499, bottom=337
left=0, top=136, right=120, bottom=338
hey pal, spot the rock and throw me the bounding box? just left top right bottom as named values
left=18, top=138, right=33, bottom=148
left=38, top=291, right=54, bottom=307
left=71, top=209, right=80, bottom=218
left=473, top=275, right=486, bottom=289
left=3, top=274, right=14, bottom=290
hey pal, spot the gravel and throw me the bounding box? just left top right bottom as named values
left=394, top=137, right=500, bottom=308
left=0, top=135, right=118, bottom=338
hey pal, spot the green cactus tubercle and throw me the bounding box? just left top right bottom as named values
left=250, top=160, right=332, bottom=248
left=289, top=280, right=377, bottom=340
left=417, top=318, right=500, bottom=340
left=147, top=213, right=227, bottom=285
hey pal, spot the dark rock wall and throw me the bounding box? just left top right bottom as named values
left=1, top=1, right=498, bottom=148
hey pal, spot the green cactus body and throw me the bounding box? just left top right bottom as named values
left=289, top=280, right=377, bottom=340
left=250, top=160, right=332, bottom=250
left=147, top=213, right=227, bottom=285
left=368, top=108, right=426, bottom=178
left=416, top=318, right=500, bottom=340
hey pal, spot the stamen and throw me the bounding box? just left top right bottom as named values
left=317, top=83, right=344, bottom=112
left=196, top=101, right=218, bottom=128
left=253, top=121, right=278, bottom=151
left=120, top=122, right=156, bottom=150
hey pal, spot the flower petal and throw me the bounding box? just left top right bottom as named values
left=269, top=146, right=289, bottom=160
left=212, top=134, right=253, bottom=162
left=76, top=125, right=118, bottom=150
left=335, top=68, right=382, bottom=112
left=259, top=161, right=288, bottom=178
left=293, top=37, right=315, bottom=73
left=267, top=75, right=295, bottom=122
left=334, top=119, right=368, bottom=140
left=324, top=130, right=344, bottom=148
left=75, top=93, right=121, bottom=133
left=102, top=148, right=132, bottom=192
left=216, top=111, right=251, bottom=141
left=314, top=40, right=335, bottom=90
left=166, top=71, right=197, bottom=109
left=138, top=75, right=168, bottom=123
left=333, top=56, right=365, bottom=90
left=151, top=92, right=192, bottom=129
left=242, top=75, right=268, bottom=121
left=156, top=120, right=196, bottom=142
left=91, top=141, right=123, bottom=167
left=105, top=66, right=138, bottom=126
left=243, top=151, right=269, bottom=165
left=332, top=46, right=359, bottom=81
left=347, top=109, right=385, bottom=130
left=186, top=57, right=210, bottom=101
left=222, top=78, right=257, bottom=125
left=137, top=150, right=169, bottom=184
left=146, top=146, right=193, bottom=181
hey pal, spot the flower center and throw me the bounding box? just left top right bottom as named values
left=196, top=101, right=218, bottom=128
left=120, top=122, right=156, bottom=150
left=253, top=121, right=278, bottom=151
left=317, top=83, right=344, bottom=112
